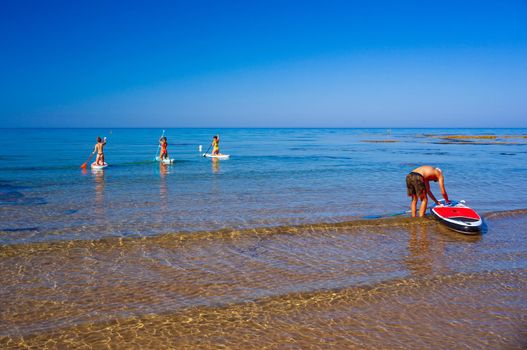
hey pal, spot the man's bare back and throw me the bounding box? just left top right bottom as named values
left=411, top=165, right=441, bottom=182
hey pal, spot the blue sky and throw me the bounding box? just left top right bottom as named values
left=1, top=0, right=526, bottom=127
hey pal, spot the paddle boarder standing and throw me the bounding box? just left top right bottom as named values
left=212, top=135, right=220, bottom=155
left=159, top=136, right=168, bottom=160
left=93, top=136, right=107, bottom=166
left=406, top=165, right=450, bottom=217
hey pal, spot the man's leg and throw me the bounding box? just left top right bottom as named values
left=410, top=195, right=418, bottom=217
left=418, top=192, right=428, bottom=217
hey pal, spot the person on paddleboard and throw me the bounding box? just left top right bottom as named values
left=211, top=135, right=220, bottom=155
left=406, top=165, right=450, bottom=217
left=159, top=136, right=168, bottom=160
left=93, top=136, right=107, bottom=166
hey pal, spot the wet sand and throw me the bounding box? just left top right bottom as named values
left=424, top=134, right=527, bottom=139
left=353, top=133, right=527, bottom=145
left=3, top=270, right=525, bottom=349
left=1, top=212, right=526, bottom=349
left=360, top=140, right=399, bottom=143
left=423, top=134, right=527, bottom=145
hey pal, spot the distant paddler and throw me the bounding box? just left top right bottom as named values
left=93, top=136, right=107, bottom=166
left=81, top=136, right=107, bottom=168
left=212, top=135, right=220, bottom=155
left=159, top=136, right=169, bottom=160
left=155, top=132, right=175, bottom=164
left=202, top=134, right=230, bottom=159
left=406, top=165, right=450, bottom=217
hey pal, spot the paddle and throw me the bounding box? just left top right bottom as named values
left=202, top=143, right=212, bottom=157
left=80, top=152, right=95, bottom=169
left=155, top=130, right=165, bottom=161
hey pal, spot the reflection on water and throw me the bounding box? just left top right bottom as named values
left=212, top=157, right=220, bottom=173
left=405, top=223, right=451, bottom=277
left=93, top=169, right=105, bottom=225
left=159, top=163, right=168, bottom=220
left=406, top=223, right=434, bottom=276
left=159, top=163, right=169, bottom=178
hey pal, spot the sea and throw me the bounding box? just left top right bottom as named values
left=1, top=128, right=526, bottom=348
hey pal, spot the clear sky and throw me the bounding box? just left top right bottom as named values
left=1, top=0, right=526, bottom=127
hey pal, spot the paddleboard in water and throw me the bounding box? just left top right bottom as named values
left=91, top=162, right=108, bottom=170
left=431, top=200, right=482, bottom=234
left=155, top=156, right=175, bottom=164
left=203, top=153, right=230, bottom=160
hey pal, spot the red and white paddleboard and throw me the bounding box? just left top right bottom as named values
left=431, top=200, right=482, bottom=234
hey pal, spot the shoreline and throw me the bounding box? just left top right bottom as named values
left=2, top=208, right=526, bottom=254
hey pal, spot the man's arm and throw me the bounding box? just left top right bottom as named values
left=438, top=175, right=450, bottom=203
left=425, top=181, right=439, bottom=204
left=92, top=145, right=97, bottom=154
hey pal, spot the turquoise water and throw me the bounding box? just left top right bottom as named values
left=1, top=128, right=526, bottom=244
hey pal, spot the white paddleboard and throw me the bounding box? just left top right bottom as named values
left=91, top=162, right=108, bottom=170
left=203, top=153, right=230, bottom=160
left=155, top=156, right=175, bottom=164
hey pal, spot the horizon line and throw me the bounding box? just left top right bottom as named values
left=1, top=126, right=527, bottom=130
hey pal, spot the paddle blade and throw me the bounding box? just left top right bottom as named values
left=80, top=163, right=87, bottom=169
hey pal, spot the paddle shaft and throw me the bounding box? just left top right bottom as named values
left=203, top=143, right=212, bottom=156
left=81, top=152, right=95, bottom=167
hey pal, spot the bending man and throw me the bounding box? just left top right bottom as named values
left=406, top=165, right=450, bottom=217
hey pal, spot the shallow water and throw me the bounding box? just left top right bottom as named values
left=1, top=212, right=526, bottom=348
left=1, top=128, right=527, bottom=348
left=1, top=128, right=526, bottom=244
